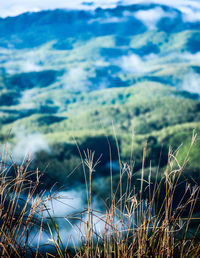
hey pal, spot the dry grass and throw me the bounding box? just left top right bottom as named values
left=0, top=145, right=52, bottom=257
left=0, top=132, right=200, bottom=257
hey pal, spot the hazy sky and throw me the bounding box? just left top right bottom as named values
left=0, top=0, right=200, bottom=20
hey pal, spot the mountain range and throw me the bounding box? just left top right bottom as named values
left=0, top=3, right=199, bottom=187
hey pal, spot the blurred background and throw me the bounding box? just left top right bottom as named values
left=0, top=0, right=200, bottom=215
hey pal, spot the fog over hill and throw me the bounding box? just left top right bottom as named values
left=1, top=0, right=200, bottom=18
left=0, top=1, right=199, bottom=188
left=0, top=2, right=200, bottom=49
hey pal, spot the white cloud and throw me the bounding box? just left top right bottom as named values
left=5, top=61, right=41, bottom=74
left=150, top=0, right=200, bottom=22
left=89, top=16, right=126, bottom=24
left=44, top=190, right=85, bottom=217
left=1, top=0, right=200, bottom=21
left=180, top=72, right=200, bottom=94
left=12, top=131, right=49, bottom=162
left=98, top=79, right=109, bottom=89
left=117, top=53, right=158, bottom=74
left=30, top=188, right=104, bottom=246
left=29, top=188, right=154, bottom=247
left=134, top=7, right=176, bottom=30
left=29, top=189, right=86, bottom=246
left=20, top=88, right=39, bottom=108
left=179, top=6, right=200, bottom=22
left=144, top=53, right=158, bottom=61
left=62, top=67, right=91, bottom=90
left=118, top=54, right=145, bottom=73
left=21, top=61, right=41, bottom=72
left=0, top=0, right=118, bottom=18
left=3, top=49, right=44, bottom=74
left=181, top=52, right=200, bottom=62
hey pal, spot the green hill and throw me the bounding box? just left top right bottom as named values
left=0, top=4, right=199, bottom=188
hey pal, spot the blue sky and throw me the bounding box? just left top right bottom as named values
left=0, top=0, right=200, bottom=22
